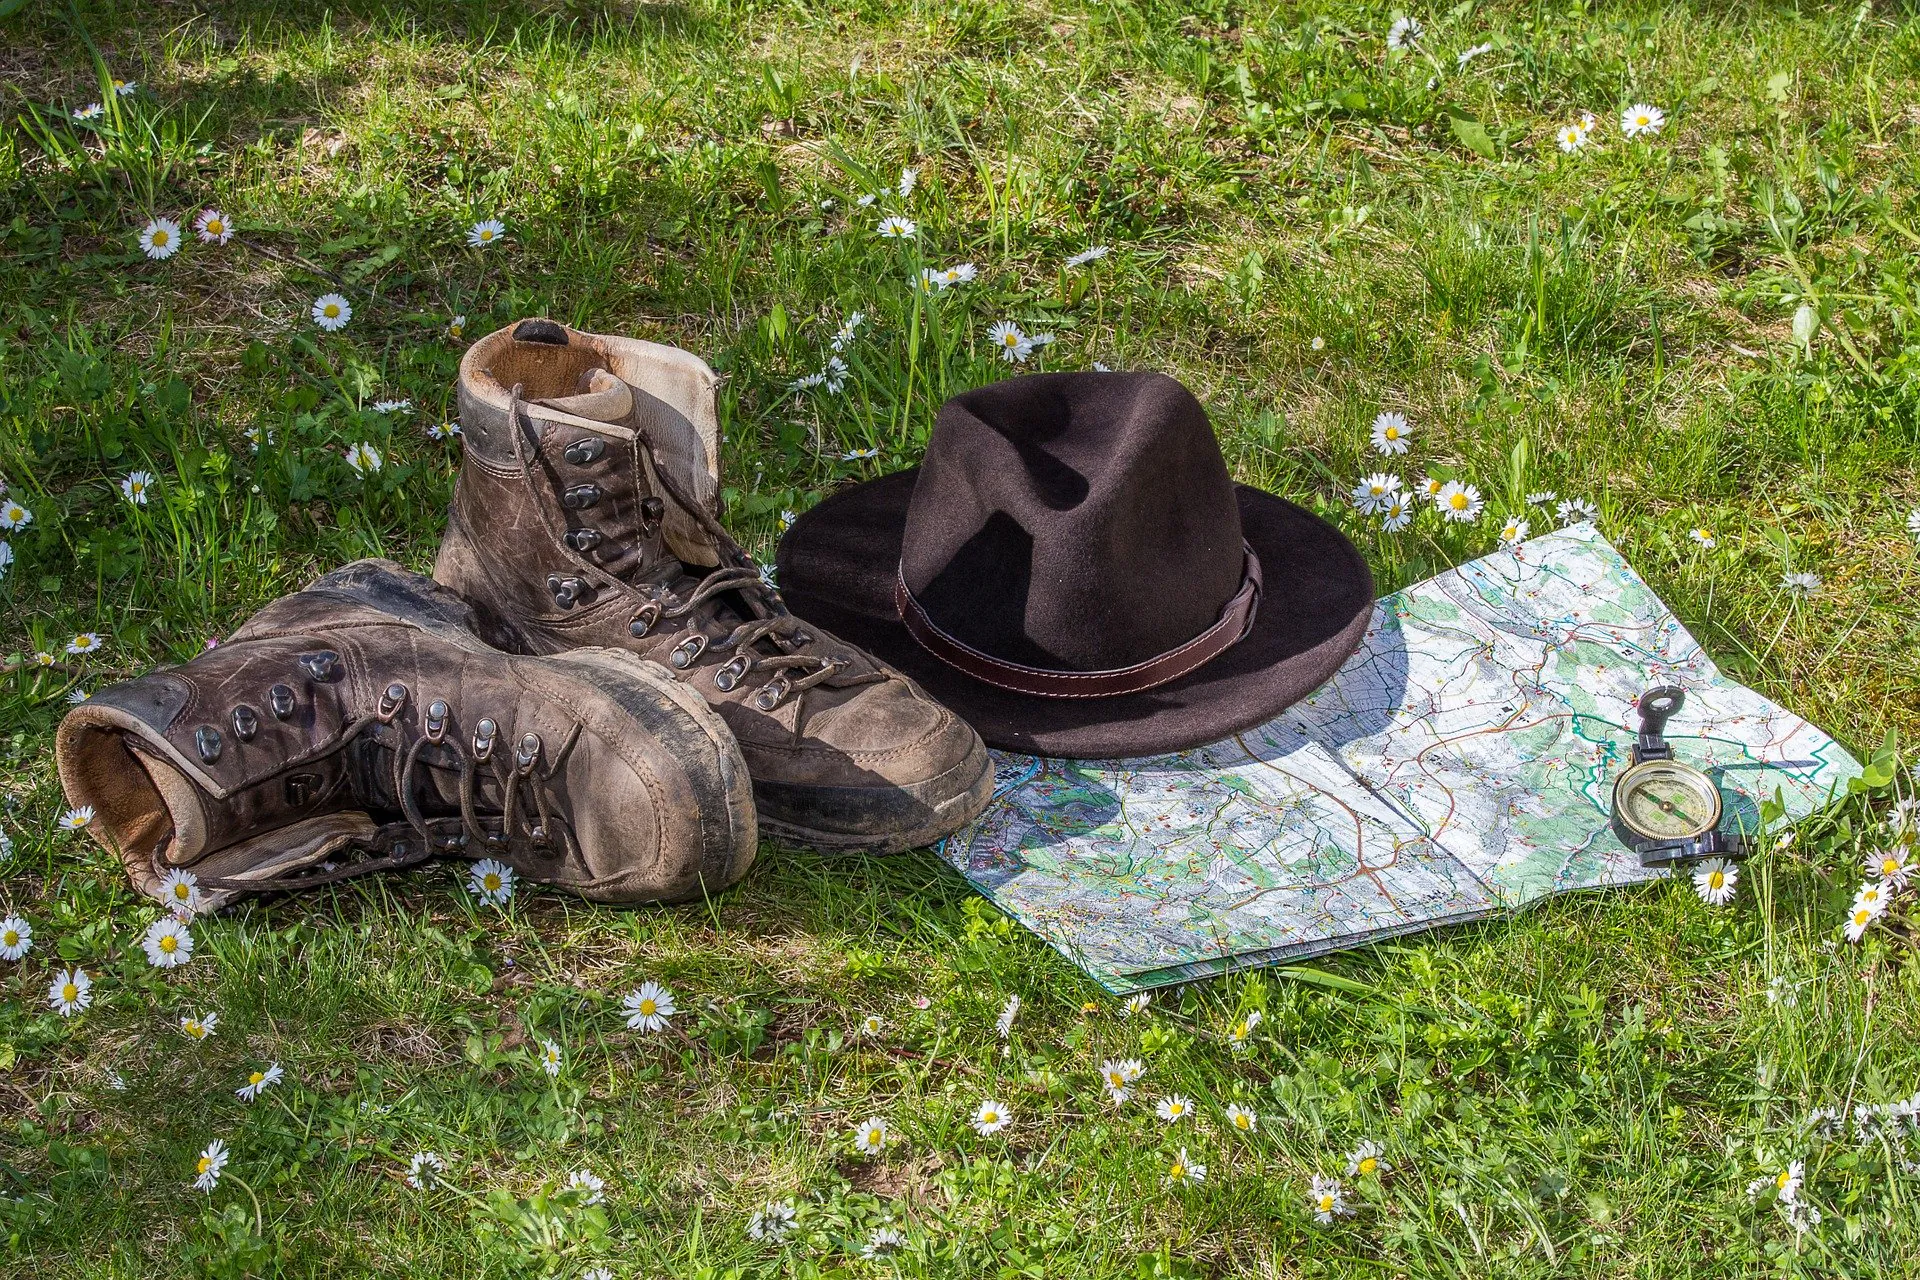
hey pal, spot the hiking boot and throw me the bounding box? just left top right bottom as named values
left=56, top=559, right=756, bottom=911
left=432, top=318, right=992, bottom=853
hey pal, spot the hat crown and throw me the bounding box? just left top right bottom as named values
left=900, top=372, right=1246, bottom=672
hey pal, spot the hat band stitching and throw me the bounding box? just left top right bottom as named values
left=893, top=543, right=1262, bottom=700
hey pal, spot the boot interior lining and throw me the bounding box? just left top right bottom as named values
left=476, top=336, right=607, bottom=403
left=59, top=721, right=175, bottom=874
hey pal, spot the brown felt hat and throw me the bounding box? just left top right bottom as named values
left=774, top=372, right=1374, bottom=758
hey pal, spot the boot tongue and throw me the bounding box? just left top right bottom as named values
left=544, top=368, right=633, bottom=423
left=128, top=743, right=217, bottom=863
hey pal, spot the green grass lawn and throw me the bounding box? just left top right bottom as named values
left=5, top=0, right=1920, bottom=1274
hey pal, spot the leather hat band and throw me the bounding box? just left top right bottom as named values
left=894, top=543, right=1262, bottom=700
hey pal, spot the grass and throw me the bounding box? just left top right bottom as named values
left=4, top=0, right=1920, bottom=1274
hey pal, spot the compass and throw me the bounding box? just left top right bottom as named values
left=1609, top=686, right=1744, bottom=868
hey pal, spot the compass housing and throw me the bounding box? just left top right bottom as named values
left=1612, top=758, right=1723, bottom=843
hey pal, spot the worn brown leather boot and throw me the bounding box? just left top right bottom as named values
left=432, top=319, right=992, bottom=853
left=56, top=560, right=756, bottom=911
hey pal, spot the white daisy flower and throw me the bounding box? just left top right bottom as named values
left=59, top=805, right=95, bottom=830
left=787, top=372, right=825, bottom=392
left=831, top=312, right=866, bottom=350
left=875, top=215, right=917, bottom=238
left=972, top=1098, right=1012, bottom=1136
left=0, top=499, right=32, bottom=530
left=1386, top=15, right=1423, bottom=49
left=1100, top=1058, right=1143, bottom=1102
left=582, top=1270, right=612, bottom=1280
left=1782, top=571, right=1822, bottom=598
left=1692, top=857, right=1738, bottom=906
left=996, top=993, right=1021, bottom=1039
left=1228, top=1008, right=1262, bottom=1050
left=852, top=1116, right=888, bottom=1156
left=862, top=1227, right=905, bottom=1259
left=1379, top=496, right=1414, bottom=532
left=121, top=470, right=155, bottom=505
left=538, top=1038, right=562, bottom=1076
left=1310, top=335, right=1325, bottom=350
left=194, top=209, right=233, bottom=245
left=1456, top=42, right=1493, bottom=69
left=1844, top=900, right=1881, bottom=942
left=312, top=293, right=352, bottom=331
left=1853, top=881, right=1890, bottom=915
left=0, top=541, right=11, bottom=580
left=1557, top=122, right=1590, bottom=152
left=1346, top=1140, right=1390, bottom=1177
left=0, top=915, right=31, bottom=962
left=1155, top=1095, right=1194, bottom=1123
left=343, top=442, right=383, bottom=475
left=49, top=967, right=92, bottom=1016
left=406, top=1150, right=446, bottom=1189
left=1122, top=992, right=1152, bottom=1017
left=1498, top=516, right=1530, bottom=546
left=74, top=102, right=104, bottom=121
left=237, top=1063, right=284, bottom=1102
left=181, top=1011, right=219, bottom=1040
left=856, top=193, right=877, bottom=207
left=65, top=689, right=90, bottom=705
left=1621, top=103, right=1666, bottom=138
left=778, top=509, right=798, bottom=531
left=565, top=1168, right=605, bottom=1204
left=1166, top=1148, right=1206, bottom=1184
left=113, top=79, right=137, bottom=96
left=193, top=1139, right=229, bottom=1191
left=141, top=916, right=194, bottom=968
left=32, top=651, right=55, bottom=667
left=139, top=217, right=183, bottom=260
left=1526, top=491, right=1556, bottom=507
left=747, top=1199, right=797, bottom=1241
left=898, top=167, right=918, bottom=198
left=938, top=262, right=977, bottom=287
left=1225, top=1103, right=1259, bottom=1133
left=1689, top=527, right=1716, bottom=549
left=1907, top=507, right=1920, bottom=541
left=840, top=447, right=879, bottom=461
left=1065, top=245, right=1110, bottom=268
left=987, top=320, right=1033, bottom=363
left=859, top=1013, right=884, bottom=1037
left=429, top=421, right=462, bottom=441
left=623, top=980, right=677, bottom=1031
left=1774, top=1159, right=1805, bottom=1204
left=66, top=632, right=104, bottom=655
left=370, top=399, right=412, bottom=414
left=1309, top=1174, right=1352, bottom=1223
left=449, top=315, right=467, bottom=339
left=467, top=219, right=507, bottom=247
left=1866, top=849, right=1912, bottom=888
left=1436, top=480, right=1484, bottom=522
left=821, top=355, right=849, bottom=393
left=1369, top=411, right=1413, bottom=455
left=468, top=857, right=514, bottom=905
left=1350, top=472, right=1403, bottom=514
left=1555, top=497, right=1598, bottom=525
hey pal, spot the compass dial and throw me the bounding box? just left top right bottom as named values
left=1614, top=760, right=1721, bottom=841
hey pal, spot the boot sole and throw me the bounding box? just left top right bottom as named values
left=753, top=739, right=996, bottom=854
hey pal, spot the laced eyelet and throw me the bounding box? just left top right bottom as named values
left=629, top=601, right=662, bottom=638
left=753, top=675, right=792, bottom=711
left=424, top=700, right=449, bottom=741
left=378, top=682, right=409, bottom=720
left=515, top=732, right=542, bottom=773
left=669, top=634, right=708, bottom=669
left=713, top=654, right=751, bottom=691
left=472, top=717, right=497, bottom=761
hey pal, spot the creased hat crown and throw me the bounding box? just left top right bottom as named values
left=899, top=372, right=1246, bottom=673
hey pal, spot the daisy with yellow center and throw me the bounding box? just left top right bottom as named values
left=1225, top=1103, right=1258, bottom=1132
left=1166, top=1148, right=1206, bottom=1184
left=852, top=1117, right=888, bottom=1155
left=623, top=980, right=677, bottom=1031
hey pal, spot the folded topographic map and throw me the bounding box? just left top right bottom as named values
left=939, top=524, right=1861, bottom=992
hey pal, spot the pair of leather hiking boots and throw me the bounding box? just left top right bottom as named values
left=57, top=320, right=994, bottom=912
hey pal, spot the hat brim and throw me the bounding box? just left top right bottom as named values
left=774, top=469, right=1374, bottom=759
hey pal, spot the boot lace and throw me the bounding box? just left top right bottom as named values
left=509, top=384, right=884, bottom=715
